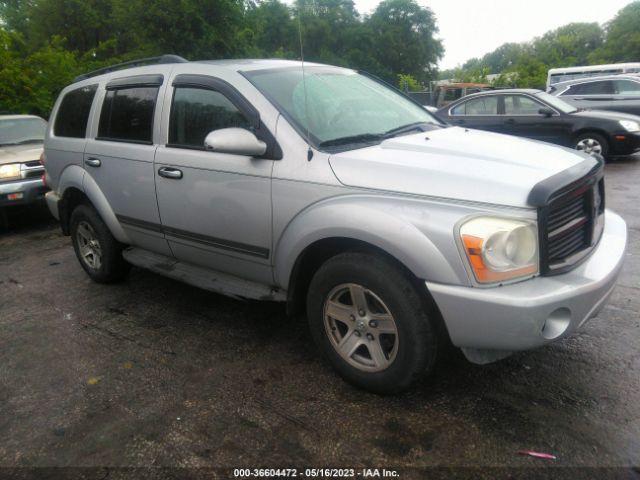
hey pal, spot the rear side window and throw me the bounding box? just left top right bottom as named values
left=54, top=85, right=97, bottom=138
left=169, top=87, right=251, bottom=148
left=563, top=81, right=613, bottom=96
left=98, top=87, right=159, bottom=144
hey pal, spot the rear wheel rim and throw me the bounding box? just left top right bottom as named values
left=76, top=221, right=102, bottom=270
left=576, top=138, right=603, bottom=156
left=323, top=283, right=399, bottom=372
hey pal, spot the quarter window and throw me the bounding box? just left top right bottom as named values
left=451, top=96, right=498, bottom=115
left=98, top=87, right=159, bottom=143
left=54, top=85, right=97, bottom=138
left=504, top=95, right=545, bottom=115
left=613, top=80, right=640, bottom=95
left=169, top=87, right=251, bottom=148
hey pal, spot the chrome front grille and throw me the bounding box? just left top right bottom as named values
left=542, top=176, right=605, bottom=274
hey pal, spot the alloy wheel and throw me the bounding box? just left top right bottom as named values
left=323, top=283, right=399, bottom=372
left=76, top=221, right=102, bottom=270
left=576, top=138, right=603, bottom=156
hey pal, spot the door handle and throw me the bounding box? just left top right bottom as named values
left=158, top=167, right=183, bottom=179
left=85, top=157, right=101, bottom=168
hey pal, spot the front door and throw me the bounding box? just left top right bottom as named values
left=154, top=76, right=274, bottom=284
left=500, top=94, right=572, bottom=146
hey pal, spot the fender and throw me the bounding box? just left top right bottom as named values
left=57, top=163, right=85, bottom=196
left=82, top=173, right=131, bottom=244
left=274, top=195, right=469, bottom=290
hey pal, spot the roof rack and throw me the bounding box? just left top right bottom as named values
left=73, top=54, right=188, bottom=83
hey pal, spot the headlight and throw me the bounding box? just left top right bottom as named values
left=459, top=216, right=539, bottom=284
left=0, top=163, right=21, bottom=181
left=619, top=120, right=640, bottom=132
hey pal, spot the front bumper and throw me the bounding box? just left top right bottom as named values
left=0, top=178, right=48, bottom=207
left=610, top=131, right=640, bottom=156
left=426, top=210, right=627, bottom=352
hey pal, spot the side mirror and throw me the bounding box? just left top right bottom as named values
left=538, top=107, right=554, bottom=117
left=204, top=128, right=267, bottom=157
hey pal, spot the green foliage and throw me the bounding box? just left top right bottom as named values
left=450, top=2, right=640, bottom=90
left=397, top=74, right=423, bottom=91
left=0, top=0, right=444, bottom=115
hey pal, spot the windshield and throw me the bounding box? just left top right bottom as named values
left=245, top=67, right=441, bottom=150
left=0, top=117, right=47, bottom=146
left=535, top=92, right=577, bottom=114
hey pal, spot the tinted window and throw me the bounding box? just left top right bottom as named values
left=563, top=81, right=613, bottom=96
left=169, top=87, right=251, bottom=148
left=504, top=95, right=545, bottom=115
left=98, top=87, right=158, bottom=143
left=614, top=80, right=640, bottom=95
left=451, top=96, right=498, bottom=115
left=54, top=85, right=97, bottom=138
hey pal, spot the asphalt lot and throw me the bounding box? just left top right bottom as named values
left=0, top=158, right=639, bottom=479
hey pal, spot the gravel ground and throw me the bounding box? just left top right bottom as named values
left=0, top=158, right=639, bottom=480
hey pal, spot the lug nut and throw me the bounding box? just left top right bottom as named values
left=354, top=331, right=361, bottom=337
left=350, top=315, right=355, bottom=321
left=366, top=333, right=374, bottom=341
left=369, top=320, right=378, bottom=328
left=358, top=310, right=365, bottom=317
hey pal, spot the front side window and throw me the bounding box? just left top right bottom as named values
left=54, top=85, right=97, bottom=138
left=504, top=95, right=545, bottom=115
left=98, top=87, right=158, bottom=143
left=451, top=96, right=498, bottom=115
left=614, top=80, right=640, bottom=95
left=169, top=87, right=251, bottom=148
left=245, top=67, right=440, bottom=150
left=0, top=117, right=46, bottom=146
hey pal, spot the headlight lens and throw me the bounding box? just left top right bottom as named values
left=619, top=120, right=640, bottom=132
left=459, top=216, right=539, bottom=284
left=0, top=163, right=21, bottom=181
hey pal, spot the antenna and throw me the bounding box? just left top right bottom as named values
left=297, top=5, right=314, bottom=161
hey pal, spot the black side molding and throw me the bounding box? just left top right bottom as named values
left=527, top=154, right=604, bottom=207
left=106, top=74, right=164, bottom=90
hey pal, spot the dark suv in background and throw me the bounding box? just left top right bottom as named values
left=548, top=75, right=640, bottom=116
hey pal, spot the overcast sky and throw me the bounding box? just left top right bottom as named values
left=350, top=0, right=635, bottom=69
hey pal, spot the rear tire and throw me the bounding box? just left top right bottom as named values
left=306, top=252, right=439, bottom=394
left=575, top=132, right=609, bottom=158
left=70, top=204, right=130, bottom=283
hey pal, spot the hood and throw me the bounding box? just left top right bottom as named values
left=328, top=127, right=589, bottom=208
left=0, top=143, right=44, bottom=166
left=571, top=109, right=640, bottom=122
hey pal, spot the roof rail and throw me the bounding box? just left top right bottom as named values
left=73, top=54, right=188, bottom=83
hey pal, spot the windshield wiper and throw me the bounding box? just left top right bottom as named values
left=318, top=133, right=384, bottom=148
left=382, top=122, right=430, bottom=139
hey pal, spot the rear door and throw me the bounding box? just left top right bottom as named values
left=84, top=72, right=172, bottom=256
left=154, top=73, right=275, bottom=285
left=500, top=94, right=572, bottom=146
left=445, top=95, right=503, bottom=132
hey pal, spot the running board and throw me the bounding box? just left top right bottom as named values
left=122, top=247, right=285, bottom=301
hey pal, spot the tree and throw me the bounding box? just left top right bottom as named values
left=533, top=23, right=604, bottom=68
left=590, top=1, right=640, bottom=63
left=366, top=0, right=443, bottom=83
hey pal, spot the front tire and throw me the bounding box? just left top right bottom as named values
left=575, top=132, right=609, bottom=158
left=70, top=204, right=130, bottom=283
left=306, top=252, right=439, bottom=394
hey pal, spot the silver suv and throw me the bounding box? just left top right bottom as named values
left=44, top=56, right=627, bottom=393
